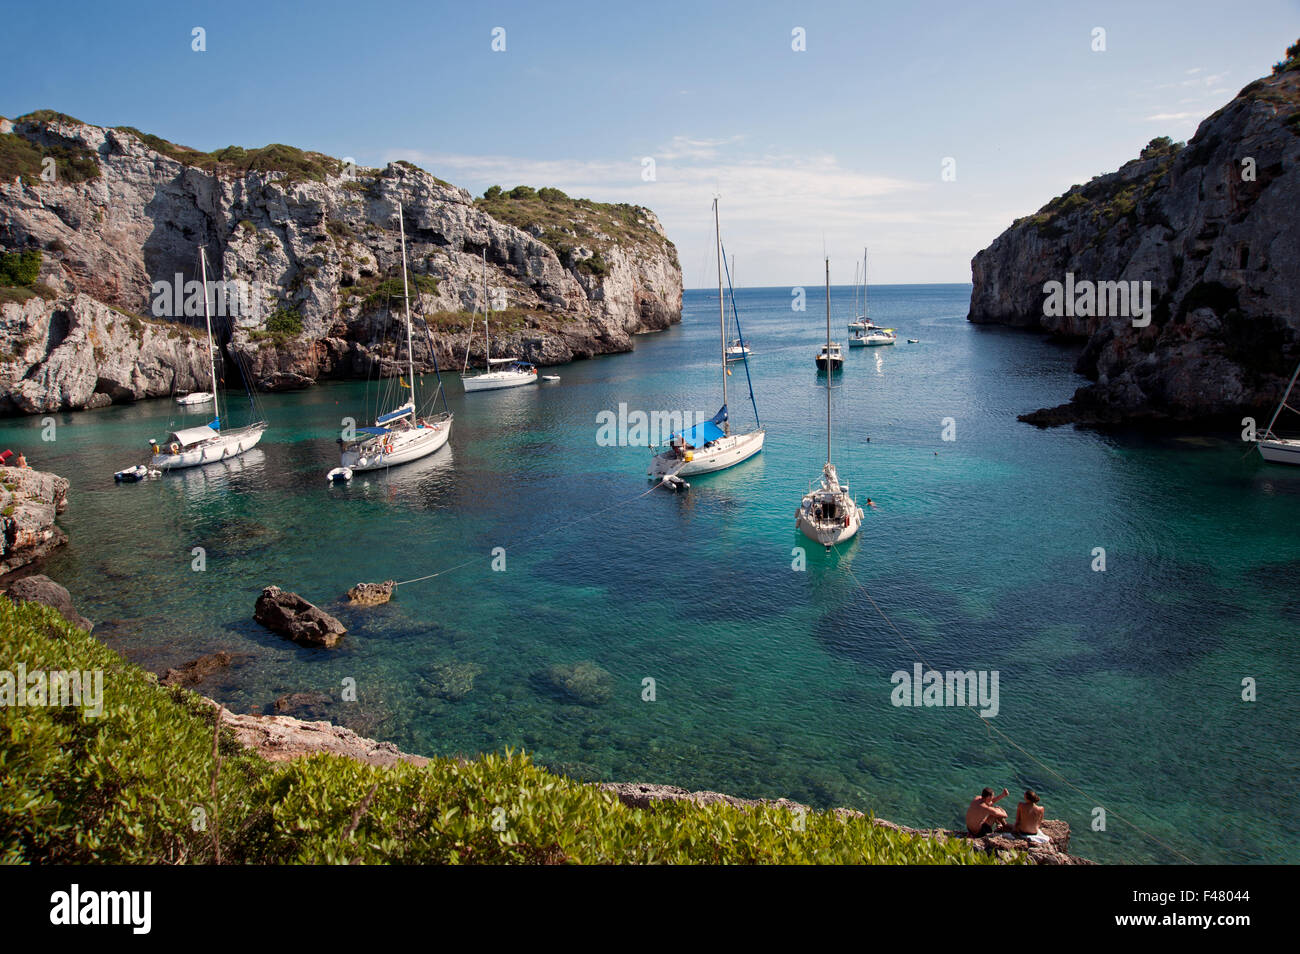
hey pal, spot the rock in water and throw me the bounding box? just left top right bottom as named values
left=0, top=467, right=70, bottom=575
left=254, top=586, right=347, bottom=648
left=347, top=580, right=395, bottom=606
left=545, top=661, right=613, bottom=706
left=160, top=650, right=246, bottom=688
left=3, top=573, right=91, bottom=631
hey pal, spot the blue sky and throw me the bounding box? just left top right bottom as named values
left=3, top=0, right=1296, bottom=286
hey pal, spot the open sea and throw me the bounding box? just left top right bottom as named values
left=5, top=282, right=1297, bottom=864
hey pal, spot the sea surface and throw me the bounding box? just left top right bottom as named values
left=5, top=282, right=1297, bottom=865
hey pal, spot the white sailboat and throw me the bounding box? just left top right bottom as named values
left=148, top=248, right=266, bottom=471
left=1258, top=359, right=1300, bottom=464
left=847, top=248, right=877, bottom=333
left=648, top=198, right=765, bottom=481
left=334, top=205, right=452, bottom=477
left=796, top=258, right=864, bottom=548
left=461, top=253, right=538, bottom=393
left=175, top=390, right=213, bottom=406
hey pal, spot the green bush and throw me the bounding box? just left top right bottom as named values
left=0, top=249, right=42, bottom=286
left=507, top=185, right=537, bottom=200
left=536, top=187, right=569, bottom=202
left=0, top=597, right=1014, bottom=865
left=483, top=185, right=502, bottom=200
left=264, top=308, right=303, bottom=338
left=1272, top=39, right=1300, bottom=74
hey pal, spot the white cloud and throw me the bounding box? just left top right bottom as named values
left=386, top=139, right=987, bottom=284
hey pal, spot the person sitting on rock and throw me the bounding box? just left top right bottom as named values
left=1013, top=789, right=1045, bottom=836
left=965, top=787, right=1009, bottom=836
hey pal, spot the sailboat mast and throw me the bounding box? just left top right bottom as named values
left=199, top=247, right=221, bottom=431
left=399, top=205, right=417, bottom=413
left=482, top=251, right=490, bottom=371
left=825, top=257, right=831, bottom=466
left=863, top=246, right=869, bottom=318
left=715, top=197, right=727, bottom=431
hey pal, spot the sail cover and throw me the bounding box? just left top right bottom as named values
left=376, top=402, right=414, bottom=425
left=673, top=405, right=728, bottom=448
left=168, top=425, right=220, bottom=447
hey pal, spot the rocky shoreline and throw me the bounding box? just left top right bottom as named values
left=1, top=113, right=682, bottom=414
left=968, top=62, right=1300, bottom=429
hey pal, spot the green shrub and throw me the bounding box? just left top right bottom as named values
left=0, top=249, right=42, bottom=286
left=264, top=308, right=303, bottom=338
left=483, top=185, right=502, bottom=200
left=507, top=185, right=537, bottom=200
left=0, top=131, right=100, bottom=186
left=1272, top=39, right=1300, bottom=74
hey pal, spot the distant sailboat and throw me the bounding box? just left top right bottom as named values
left=648, top=198, right=764, bottom=481
left=847, top=247, right=876, bottom=333
left=796, top=258, right=864, bottom=548
left=1258, top=359, right=1300, bottom=464
left=334, top=205, right=452, bottom=477
left=461, top=252, right=538, bottom=392
left=148, top=248, right=266, bottom=471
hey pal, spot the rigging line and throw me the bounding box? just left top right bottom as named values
left=719, top=241, right=760, bottom=429
left=394, top=480, right=666, bottom=587
left=829, top=546, right=1197, bottom=865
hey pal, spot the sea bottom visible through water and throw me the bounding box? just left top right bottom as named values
left=8, top=283, right=1297, bottom=865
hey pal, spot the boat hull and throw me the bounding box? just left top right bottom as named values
left=462, top=371, right=537, bottom=392
left=150, top=423, right=267, bottom=471
left=342, top=419, right=452, bottom=472
left=1259, top=439, right=1300, bottom=464
left=795, top=498, right=863, bottom=547
left=648, top=429, right=765, bottom=478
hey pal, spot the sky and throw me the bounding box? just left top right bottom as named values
left=2, top=0, right=1296, bottom=287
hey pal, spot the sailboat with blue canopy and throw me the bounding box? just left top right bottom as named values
left=648, top=198, right=764, bottom=484
left=331, top=204, right=453, bottom=479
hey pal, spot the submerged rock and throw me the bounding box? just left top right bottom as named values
left=253, top=585, right=347, bottom=648
left=347, top=580, right=395, bottom=606
left=545, top=661, right=613, bottom=706
left=422, top=661, right=484, bottom=701
left=3, top=573, right=90, bottom=631
left=159, top=650, right=247, bottom=688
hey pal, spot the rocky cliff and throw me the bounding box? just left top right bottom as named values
left=969, top=53, right=1300, bottom=428
left=0, top=466, right=69, bottom=576
left=0, top=112, right=682, bottom=413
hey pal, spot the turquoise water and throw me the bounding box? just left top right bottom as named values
left=4, top=282, right=1297, bottom=864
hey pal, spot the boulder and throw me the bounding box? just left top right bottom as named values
left=159, top=650, right=247, bottom=688
left=253, top=585, right=346, bottom=648
left=346, top=580, right=394, bottom=605
left=0, top=467, right=70, bottom=575
left=3, top=573, right=91, bottom=631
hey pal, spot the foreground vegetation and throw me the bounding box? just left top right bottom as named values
left=0, top=598, right=1008, bottom=864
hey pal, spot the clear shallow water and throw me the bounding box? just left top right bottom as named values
left=5, top=282, right=1297, bottom=864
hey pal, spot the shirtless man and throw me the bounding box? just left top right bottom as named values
left=965, top=787, right=1009, bottom=836
left=1013, top=790, right=1045, bottom=835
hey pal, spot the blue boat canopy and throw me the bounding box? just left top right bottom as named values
left=357, top=426, right=390, bottom=436
left=673, top=405, right=727, bottom=448
left=376, top=402, right=414, bottom=426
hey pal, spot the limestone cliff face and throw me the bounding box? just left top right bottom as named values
left=968, top=66, right=1300, bottom=427
left=0, top=466, right=69, bottom=576
left=0, top=114, right=682, bottom=412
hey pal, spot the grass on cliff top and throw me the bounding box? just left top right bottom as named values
left=0, top=597, right=1010, bottom=865
left=0, top=127, right=101, bottom=186
left=475, top=185, right=678, bottom=271
left=114, top=127, right=342, bottom=183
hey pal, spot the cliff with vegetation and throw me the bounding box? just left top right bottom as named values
left=0, top=112, right=681, bottom=412
left=969, top=43, right=1300, bottom=428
